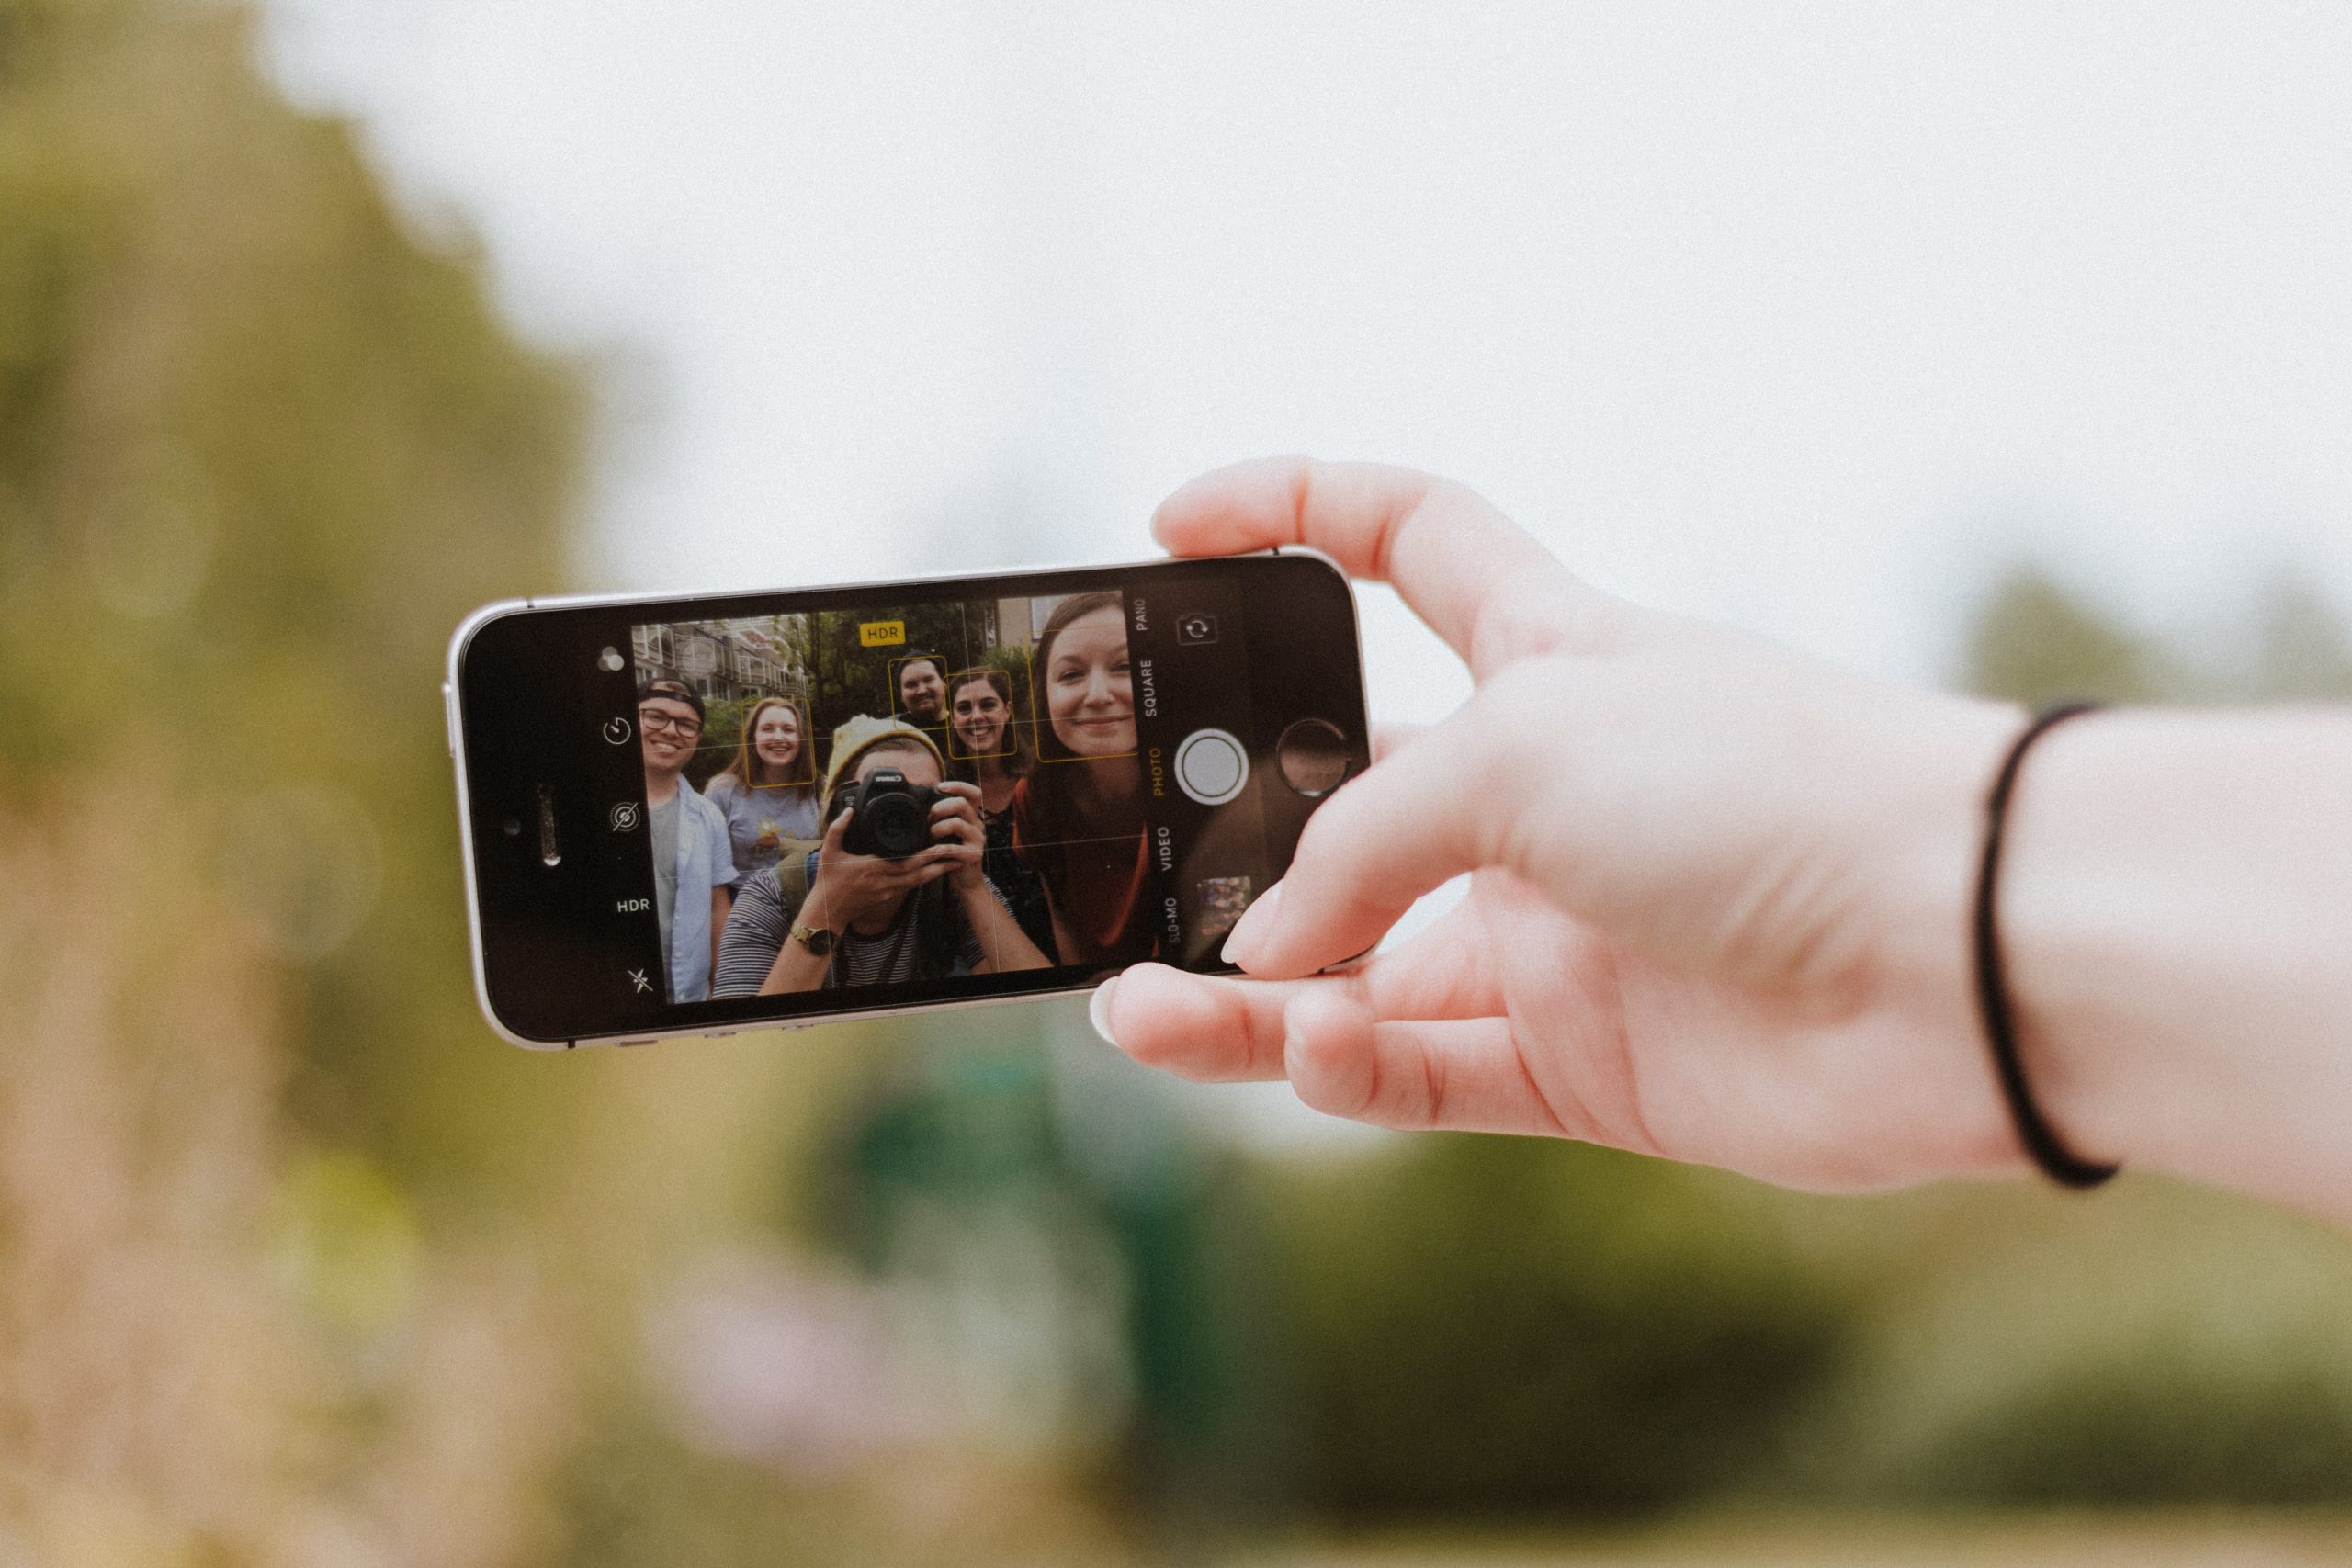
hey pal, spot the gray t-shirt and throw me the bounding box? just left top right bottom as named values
left=650, top=791, right=680, bottom=955
left=703, top=773, right=822, bottom=879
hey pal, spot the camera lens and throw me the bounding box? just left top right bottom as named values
left=864, top=793, right=930, bottom=858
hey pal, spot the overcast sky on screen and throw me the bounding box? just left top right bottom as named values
left=264, top=1, right=2352, bottom=729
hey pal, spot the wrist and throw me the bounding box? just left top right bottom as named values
left=1993, top=708, right=2352, bottom=1213
left=1850, top=692, right=2042, bottom=1179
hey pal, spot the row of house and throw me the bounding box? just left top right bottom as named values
left=632, top=621, right=805, bottom=705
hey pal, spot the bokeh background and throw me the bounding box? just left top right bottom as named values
left=6, top=1, right=2352, bottom=1562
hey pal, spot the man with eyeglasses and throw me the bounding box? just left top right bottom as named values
left=639, top=679, right=737, bottom=1002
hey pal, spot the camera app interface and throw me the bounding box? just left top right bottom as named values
left=616, top=582, right=1267, bottom=1010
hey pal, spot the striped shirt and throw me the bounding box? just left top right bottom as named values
left=712, top=855, right=991, bottom=997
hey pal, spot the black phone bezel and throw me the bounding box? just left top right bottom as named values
left=447, top=550, right=1367, bottom=1047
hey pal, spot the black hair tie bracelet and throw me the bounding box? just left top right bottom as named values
left=1973, top=701, right=2120, bottom=1190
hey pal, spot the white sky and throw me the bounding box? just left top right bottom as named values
left=266, top=1, right=2352, bottom=728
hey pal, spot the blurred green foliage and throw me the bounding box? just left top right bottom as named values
left=1249, top=1136, right=1845, bottom=1519
left=1962, top=566, right=2170, bottom=707
left=0, top=0, right=605, bottom=1196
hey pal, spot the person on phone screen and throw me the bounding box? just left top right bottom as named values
left=704, top=693, right=822, bottom=878
left=712, top=716, right=1049, bottom=996
left=1012, top=592, right=1156, bottom=969
left=891, top=652, right=949, bottom=738
left=638, top=679, right=736, bottom=1004
left=946, top=666, right=1056, bottom=958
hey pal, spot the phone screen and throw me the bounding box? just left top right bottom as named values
left=453, top=555, right=1364, bottom=1044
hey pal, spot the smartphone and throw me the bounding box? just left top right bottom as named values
left=446, top=550, right=1368, bottom=1047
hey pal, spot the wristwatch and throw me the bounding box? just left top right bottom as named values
left=788, top=921, right=835, bottom=957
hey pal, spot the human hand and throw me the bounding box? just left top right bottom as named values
left=1093, top=457, right=2037, bottom=1192
left=807, top=807, right=950, bottom=932
left=927, top=781, right=989, bottom=897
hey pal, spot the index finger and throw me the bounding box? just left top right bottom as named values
left=1150, top=457, right=1623, bottom=671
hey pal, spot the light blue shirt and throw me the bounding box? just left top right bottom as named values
left=665, top=774, right=738, bottom=1003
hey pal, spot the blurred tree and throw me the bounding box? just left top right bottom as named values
left=1254, top=1135, right=1847, bottom=1520
left=1962, top=565, right=2169, bottom=708
left=2248, top=575, right=2352, bottom=699
left=0, top=0, right=603, bottom=1194
left=0, top=9, right=1157, bottom=1562
left=0, top=3, right=897, bottom=1562
left=0, top=0, right=611, bottom=1551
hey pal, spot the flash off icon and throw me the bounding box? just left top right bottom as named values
left=609, top=802, right=642, bottom=832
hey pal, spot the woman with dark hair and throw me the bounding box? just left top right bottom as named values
left=947, top=666, right=1054, bottom=956
left=704, top=693, right=822, bottom=878
left=1011, top=591, right=1157, bottom=969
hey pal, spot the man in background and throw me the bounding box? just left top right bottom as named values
left=892, top=652, right=949, bottom=739
left=638, top=678, right=737, bottom=1002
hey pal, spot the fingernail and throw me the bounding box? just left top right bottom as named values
left=1087, top=976, right=1119, bottom=1046
left=1221, top=882, right=1283, bottom=967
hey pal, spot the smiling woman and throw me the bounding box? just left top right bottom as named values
left=706, top=693, right=823, bottom=876
left=945, top=666, right=1052, bottom=956
left=1011, top=591, right=1155, bottom=969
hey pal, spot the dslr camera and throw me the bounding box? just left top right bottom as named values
left=837, top=769, right=944, bottom=859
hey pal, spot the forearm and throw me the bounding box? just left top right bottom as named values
left=2000, top=707, right=2352, bottom=1219
left=758, top=941, right=830, bottom=994
left=962, top=884, right=1049, bottom=972
left=756, top=890, right=833, bottom=995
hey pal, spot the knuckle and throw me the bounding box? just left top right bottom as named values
left=1121, top=1025, right=1186, bottom=1073
left=1288, top=1060, right=1354, bottom=1118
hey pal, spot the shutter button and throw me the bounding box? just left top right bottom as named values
left=1173, top=728, right=1248, bottom=806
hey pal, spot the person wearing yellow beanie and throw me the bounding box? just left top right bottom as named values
left=713, top=715, right=1051, bottom=995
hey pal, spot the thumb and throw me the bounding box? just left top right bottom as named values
left=1222, top=684, right=1519, bottom=978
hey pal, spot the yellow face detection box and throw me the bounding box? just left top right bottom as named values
left=858, top=619, right=906, bottom=649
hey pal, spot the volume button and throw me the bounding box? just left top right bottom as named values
left=443, top=682, right=459, bottom=758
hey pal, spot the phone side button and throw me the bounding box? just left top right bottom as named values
left=442, top=682, right=459, bottom=758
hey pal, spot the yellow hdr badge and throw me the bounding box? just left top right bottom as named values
left=859, top=620, right=906, bottom=648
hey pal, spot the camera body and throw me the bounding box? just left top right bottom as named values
left=837, top=768, right=943, bottom=859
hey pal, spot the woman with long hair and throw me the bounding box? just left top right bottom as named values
left=704, top=692, right=822, bottom=878
left=1011, top=592, right=1157, bottom=968
left=946, top=666, right=1054, bottom=957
